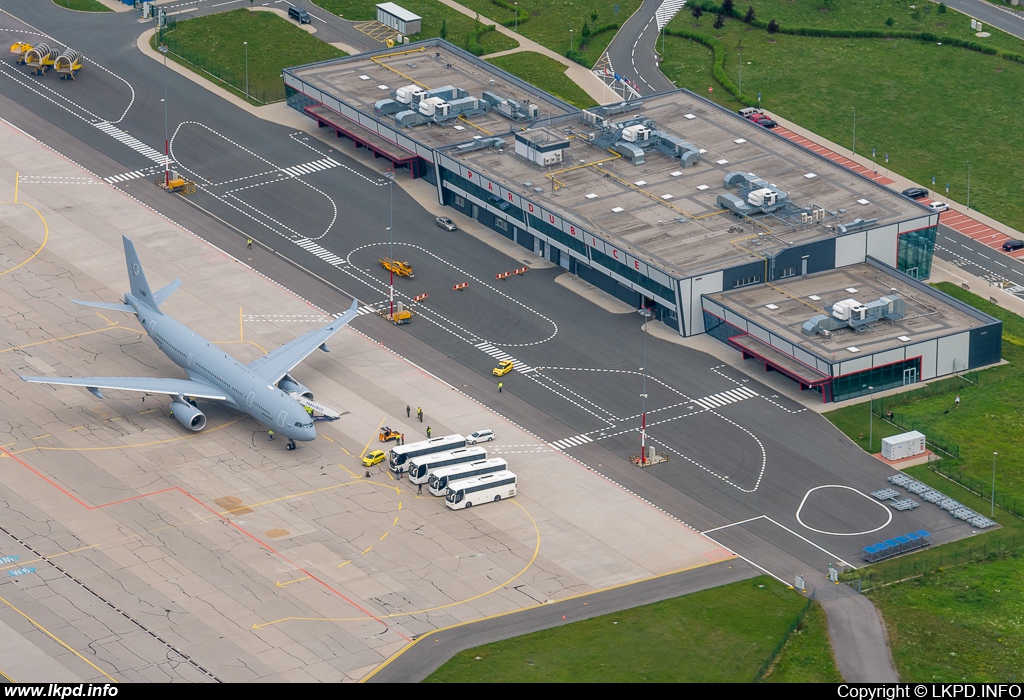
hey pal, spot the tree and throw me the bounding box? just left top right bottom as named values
left=885, top=17, right=894, bottom=26
left=713, top=12, right=725, bottom=29
left=691, top=5, right=704, bottom=21
left=722, top=0, right=734, bottom=15
left=581, top=21, right=592, bottom=49
left=440, top=18, right=448, bottom=39
left=767, top=18, right=779, bottom=33
left=744, top=6, right=755, bottom=23
left=591, top=10, right=598, bottom=22
left=938, top=2, right=947, bottom=12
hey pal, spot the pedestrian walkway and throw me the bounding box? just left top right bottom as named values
left=772, top=126, right=894, bottom=186
left=691, top=385, right=758, bottom=410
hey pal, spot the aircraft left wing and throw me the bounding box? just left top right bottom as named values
left=247, top=299, right=359, bottom=384
left=18, top=375, right=228, bottom=400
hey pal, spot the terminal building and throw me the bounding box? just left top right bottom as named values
left=282, top=40, right=1001, bottom=402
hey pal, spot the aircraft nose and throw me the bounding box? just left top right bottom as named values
left=303, top=424, right=317, bottom=442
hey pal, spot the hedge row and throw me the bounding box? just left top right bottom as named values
left=565, top=22, right=621, bottom=67
left=467, top=23, right=498, bottom=56
left=490, top=0, right=529, bottom=29
left=664, top=27, right=758, bottom=106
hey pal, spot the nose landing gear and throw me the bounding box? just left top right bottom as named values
left=286, top=440, right=296, bottom=451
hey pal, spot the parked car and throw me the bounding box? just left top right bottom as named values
left=288, top=6, right=312, bottom=23
left=435, top=216, right=457, bottom=231
left=362, top=450, right=386, bottom=467
left=1002, top=240, right=1024, bottom=252
left=927, top=201, right=950, bottom=213
left=466, top=429, right=495, bottom=444
left=901, top=187, right=928, bottom=200
left=738, top=107, right=763, bottom=118
left=749, top=113, right=777, bottom=128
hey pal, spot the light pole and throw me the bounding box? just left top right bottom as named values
left=384, top=170, right=396, bottom=318
left=967, top=160, right=971, bottom=210
left=991, top=451, right=997, bottom=517
left=159, top=44, right=170, bottom=187
left=852, top=107, right=856, bottom=156
left=638, top=306, right=652, bottom=465
left=868, top=386, right=874, bottom=453
left=514, top=1, right=518, bottom=33
left=569, top=29, right=574, bottom=54
left=244, top=41, right=249, bottom=102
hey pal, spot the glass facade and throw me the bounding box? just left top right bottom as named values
left=897, top=225, right=937, bottom=280
left=830, top=358, right=921, bottom=403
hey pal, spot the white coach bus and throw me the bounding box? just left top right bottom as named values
left=389, top=434, right=465, bottom=473
left=427, top=458, right=508, bottom=496
left=445, top=471, right=517, bottom=509
left=407, top=446, right=489, bottom=484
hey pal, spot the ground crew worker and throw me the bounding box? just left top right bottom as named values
left=417, top=407, right=423, bottom=422
left=426, top=426, right=432, bottom=438
left=406, top=405, right=411, bottom=418
left=305, top=405, right=313, bottom=416
left=246, top=238, right=252, bottom=249
left=417, top=482, right=423, bottom=495
left=498, top=381, right=503, bottom=393
left=268, top=429, right=274, bottom=441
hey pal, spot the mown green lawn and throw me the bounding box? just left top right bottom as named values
left=52, top=0, right=111, bottom=11
left=661, top=8, right=1024, bottom=229
left=449, top=0, right=642, bottom=66
left=765, top=601, right=844, bottom=683
left=156, top=10, right=347, bottom=104
left=424, top=576, right=835, bottom=682
left=487, top=52, right=597, bottom=108
left=313, top=0, right=519, bottom=54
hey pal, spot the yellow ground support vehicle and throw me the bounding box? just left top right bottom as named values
left=154, top=171, right=197, bottom=195
left=379, top=257, right=414, bottom=278
left=377, top=305, right=414, bottom=325
left=11, top=42, right=32, bottom=64
left=492, top=360, right=514, bottom=376
left=379, top=426, right=401, bottom=442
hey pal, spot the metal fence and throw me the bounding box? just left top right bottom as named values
left=872, top=404, right=961, bottom=458
left=853, top=534, right=1021, bottom=591
left=928, top=462, right=1023, bottom=518
left=752, top=597, right=813, bottom=682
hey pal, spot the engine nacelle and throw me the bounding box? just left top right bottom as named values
left=170, top=401, right=207, bottom=432
left=278, top=375, right=313, bottom=400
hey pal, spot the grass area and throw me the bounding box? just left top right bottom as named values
left=764, top=601, right=843, bottom=683
left=52, top=0, right=111, bottom=11
left=660, top=6, right=1024, bottom=230
left=869, top=552, right=1024, bottom=681
left=424, top=576, right=836, bottom=682
left=156, top=10, right=347, bottom=104
left=312, top=0, right=519, bottom=54
left=487, top=52, right=597, bottom=108
left=446, top=0, right=642, bottom=67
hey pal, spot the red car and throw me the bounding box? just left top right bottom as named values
left=748, top=113, right=778, bottom=129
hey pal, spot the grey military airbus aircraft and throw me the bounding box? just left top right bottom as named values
left=20, top=236, right=359, bottom=451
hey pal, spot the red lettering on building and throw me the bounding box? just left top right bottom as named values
left=488, top=182, right=494, bottom=192
left=548, top=215, right=555, bottom=224
left=507, top=192, right=514, bottom=202
left=528, top=203, right=534, bottom=213
left=569, top=226, right=576, bottom=236
left=634, top=260, right=641, bottom=271
left=612, top=249, right=620, bottom=260
left=467, top=171, right=473, bottom=179
left=590, top=237, right=597, bottom=247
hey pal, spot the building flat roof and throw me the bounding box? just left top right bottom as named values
left=288, top=41, right=929, bottom=280
left=707, top=262, right=991, bottom=360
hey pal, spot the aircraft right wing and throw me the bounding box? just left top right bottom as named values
left=18, top=375, right=228, bottom=400
left=246, top=299, right=359, bottom=384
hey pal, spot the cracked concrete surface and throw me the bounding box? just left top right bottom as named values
left=0, top=122, right=729, bottom=682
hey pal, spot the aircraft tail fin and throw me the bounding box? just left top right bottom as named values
left=122, top=236, right=160, bottom=312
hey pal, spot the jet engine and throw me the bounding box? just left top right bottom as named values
left=278, top=375, right=313, bottom=400
left=170, top=401, right=207, bottom=431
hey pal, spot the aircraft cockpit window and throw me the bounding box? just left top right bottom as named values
left=294, top=421, right=313, bottom=429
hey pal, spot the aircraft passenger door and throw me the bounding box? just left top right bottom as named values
left=277, top=411, right=287, bottom=427
left=246, top=391, right=255, bottom=408
left=187, top=353, right=193, bottom=367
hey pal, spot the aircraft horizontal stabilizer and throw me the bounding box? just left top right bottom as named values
left=71, top=299, right=135, bottom=313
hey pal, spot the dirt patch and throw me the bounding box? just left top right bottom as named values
left=214, top=495, right=253, bottom=515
